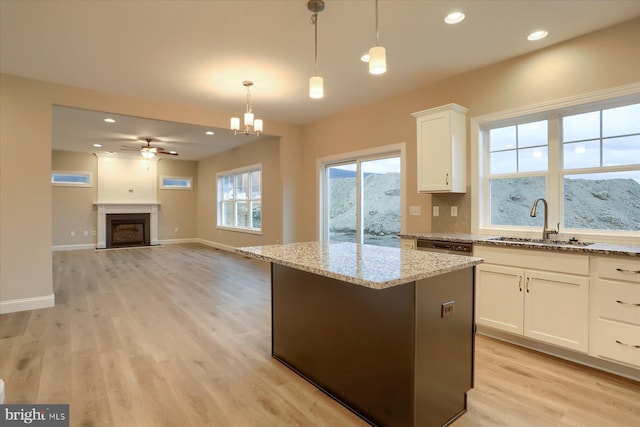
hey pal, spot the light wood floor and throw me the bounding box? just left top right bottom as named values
left=1, top=243, right=638, bottom=426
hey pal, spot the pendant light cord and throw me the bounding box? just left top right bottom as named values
left=375, top=0, right=380, bottom=46
left=311, top=13, right=318, bottom=75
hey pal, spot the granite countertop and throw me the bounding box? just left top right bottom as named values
left=399, top=232, right=640, bottom=257
left=236, top=241, right=483, bottom=290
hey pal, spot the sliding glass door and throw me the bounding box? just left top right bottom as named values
left=324, top=154, right=401, bottom=248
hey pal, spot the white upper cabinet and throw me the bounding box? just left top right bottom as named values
left=412, top=103, right=468, bottom=193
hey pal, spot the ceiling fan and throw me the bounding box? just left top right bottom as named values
left=121, top=137, right=179, bottom=159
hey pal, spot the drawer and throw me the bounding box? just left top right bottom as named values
left=591, top=318, right=640, bottom=368
left=473, top=246, right=589, bottom=275
left=596, top=257, right=640, bottom=283
left=593, top=279, right=640, bottom=325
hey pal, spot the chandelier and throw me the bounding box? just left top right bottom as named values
left=230, top=81, right=263, bottom=136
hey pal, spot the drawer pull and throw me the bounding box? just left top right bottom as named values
left=615, top=300, right=640, bottom=307
left=525, top=277, right=530, bottom=293
left=616, top=268, right=640, bottom=274
left=615, top=340, right=640, bottom=349
left=518, top=276, right=523, bottom=292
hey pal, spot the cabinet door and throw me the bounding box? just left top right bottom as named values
left=476, top=264, right=524, bottom=334
left=524, top=270, right=589, bottom=352
left=417, top=112, right=451, bottom=192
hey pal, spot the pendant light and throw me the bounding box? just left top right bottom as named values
left=230, top=81, right=263, bottom=136
left=369, top=0, right=386, bottom=75
left=308, top=0, right=325, bottom=99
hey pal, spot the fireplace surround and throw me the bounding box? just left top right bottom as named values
left=96, top=203, right=159, bottom=249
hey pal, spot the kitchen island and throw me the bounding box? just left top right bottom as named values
left=236, top=242, right=483, bottom=427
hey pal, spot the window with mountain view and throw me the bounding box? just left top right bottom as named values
left=323, top=153, right=401, bottom=248
left=481, top=97, right=640, bottom=233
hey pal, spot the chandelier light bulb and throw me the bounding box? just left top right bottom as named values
left=230, top=117, right=240, bottom=131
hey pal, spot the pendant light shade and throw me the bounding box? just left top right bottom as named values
left=309, top=76, right=324, bottom=99
left=369, top=45, right=386, bottom=75
left=369, top=0, right=386, bottom=75
left=308, top=0, right=325, bottom=99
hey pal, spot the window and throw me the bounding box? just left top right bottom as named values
left=319, top=144, right=405, bottom=248
left=160, top=176, right=192, bottom=190
left=217, top=165, right=261, bottom=233
left=51, top=171, right=92, bottom=187
left=475, top=89, right=640, bottom=238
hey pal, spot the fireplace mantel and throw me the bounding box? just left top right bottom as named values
left=95, top=203, right=159, bottom=249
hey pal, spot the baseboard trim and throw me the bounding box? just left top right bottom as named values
left=477, top=326, right=640, bottom=382
left=196, top=238, right=236, bottom=253
left=0, top=293, right=55, bottom=314
left=157, top=238, right=198, bottom=245
left=52, top=243, right=95, bottom=252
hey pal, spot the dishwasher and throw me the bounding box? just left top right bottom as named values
left=416, top=239, right=473, bottom=256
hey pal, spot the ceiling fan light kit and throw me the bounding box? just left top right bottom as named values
left=121, top=137, right=179, bottom=158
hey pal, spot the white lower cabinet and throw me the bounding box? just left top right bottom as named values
left=590, top=256, right=640, bottom=368
left=475, top=246, right=589, bottom=352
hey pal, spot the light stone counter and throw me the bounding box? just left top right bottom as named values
left=400, top=232, right=640, bottom=257
left=236, top=241, right=483, bottom=290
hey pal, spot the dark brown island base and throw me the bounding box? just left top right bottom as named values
left=236, top=242, right=483, bottom=427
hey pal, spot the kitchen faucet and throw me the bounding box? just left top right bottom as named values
left=530, top=198, right=559, bottom=240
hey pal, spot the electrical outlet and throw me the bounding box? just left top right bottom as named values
left=92, top=230, right=96, bottom=236
left=174, top=227, right=179, bottom=232
left=70, top=231, right=75, bottom=237
left=433, top=206, right=439, bottom=217
left=409, top=206, right=421, bottom=216
left=451, top=206, right=458, bottom=217
left=441, top=301, right=455, bottom=318
left=83, top=230, right=89, bottom=236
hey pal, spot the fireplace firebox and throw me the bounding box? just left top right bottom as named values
left=106, top=213, right=150, bottom=248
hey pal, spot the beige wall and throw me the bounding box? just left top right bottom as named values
left=52, top=151, right=98, bottom=247
left=0, top=74, right=301, bottom=310
left=1, top=18, right=638, bottom=311
left=158, top=158, right=198, bottom=240
left=297, top=18, right=640, bottom=240
left=197, top=136, right=281, bottom=248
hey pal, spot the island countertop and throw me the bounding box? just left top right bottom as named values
left=236, top=241, right=483, bottom=290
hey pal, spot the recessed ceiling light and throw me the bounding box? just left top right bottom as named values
left=92, top=143, right=102, bottom=147
left=444, top=11, right=465, bottom=24
left=104, top=118, right=116, bottom=123
left=360, top=53, right=370, bottom=63
left=206, top=131, right=215, bottom=135
left=527, top=30, right=548, bottom=41
left=104, top=151, right=116, bottom=155
left=169, top=151, right=177, bottom=154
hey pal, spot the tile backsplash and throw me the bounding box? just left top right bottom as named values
left=431, top=187, right=472, bottom=233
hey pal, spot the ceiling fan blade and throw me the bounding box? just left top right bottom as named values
left=157, top=150, right=179, bottom=156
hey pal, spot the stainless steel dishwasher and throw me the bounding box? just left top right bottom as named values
left=416, top=239, right=473, bottom=255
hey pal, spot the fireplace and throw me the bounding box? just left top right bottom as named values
left=106, top=213, right=150, bottom=248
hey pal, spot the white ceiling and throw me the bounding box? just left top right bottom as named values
left=2, top=0, right=639, bottom=160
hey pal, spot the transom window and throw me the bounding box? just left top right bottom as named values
left=51, top=171, right=92, bottom=187
left=217, top=165, right=261, bottom=233
left=476, top=91, right=639, bottom=237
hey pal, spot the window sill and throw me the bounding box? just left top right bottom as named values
left=216, top=225, right=263, bottom=236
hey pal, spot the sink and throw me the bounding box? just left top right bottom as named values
left=488, top=237, right=594, bottom=247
